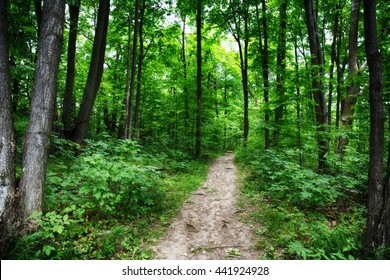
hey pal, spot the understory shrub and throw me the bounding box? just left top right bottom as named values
left=238, top=148, right=367, bottom=260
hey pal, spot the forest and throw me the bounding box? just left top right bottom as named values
left=0, top=0, right=389, bottom=260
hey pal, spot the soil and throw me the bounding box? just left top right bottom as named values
left=152, top=152, right=259, bottom=260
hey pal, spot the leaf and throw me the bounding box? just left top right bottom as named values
left=43, top=245, right=55, bottom=256
left=53, top=225, right=64, bottom=234
left=301, top=191, right=312, bottom=200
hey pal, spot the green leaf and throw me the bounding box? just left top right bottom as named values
left=43, top=245, right=55, bottom=256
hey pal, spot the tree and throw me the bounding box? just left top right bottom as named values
left=304, top=0, right=329, bottom=172
left=273, top=0, right=288, bottom=147
left=133, top=0, right=146, bottom=139
left=195, top=0, right=203, bottom=159
left=125, top=0, right=140, bottom=139
left=337, top=0, right=361, bottom=154
left=363, top=0, right=390, bottom=258
left=256, top=0, right=270, bottom=149
left=0, top=0, right=16, bottom=250
left=72, top=0, right=110, bottom=143
left=18, top=0, right=66, bottom=222
left=225, top=0, right=250, bottom=144
left=62, top=0, right=81, bottom=139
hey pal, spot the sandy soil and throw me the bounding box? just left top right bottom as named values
left=152, top=152, right=259, bottom=260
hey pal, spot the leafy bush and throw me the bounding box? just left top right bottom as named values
left=248, top=150, right=342, bottom=208
left=9, top=211, right=74, bottom=259
left=6, top=136, right=210, bottom=260
left=238, top=148, right=367, bottom=260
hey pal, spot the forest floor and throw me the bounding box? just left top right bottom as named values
left=152, top=151, right=260, bottom=260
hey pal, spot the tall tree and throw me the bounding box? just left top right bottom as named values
left=304, top=0, right=329, bottom=172
left=195, top=0, right=203, bottom=159
left=273, top=0, right=288, bottom=147
left=0, top=0, right=16, bottom=250
left=363, top=0, right=389, bottom=257
left=62, top=0, right=81, bottom=139
left=125, top=0, right=140, bottom=139
left=19, top=0, right=65, bottom=221
left=133, top=0, right=146, bottom=139
left=72, top=0, right=110, bottom=143
left=337, top=0, right=360, bottom=153
left=327, top=0, right=341, bottom=128
left=257, top=0, right=270, bottom=149
left=227, top=0, right=249, bottom=144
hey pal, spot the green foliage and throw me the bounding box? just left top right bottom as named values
left=237, top=147, right=367, bottom=260
left=9, top=211, right=74, bottom=259
left=7, top=137, right=210, bottom=260
left=246, top=149, right=345, bottom=207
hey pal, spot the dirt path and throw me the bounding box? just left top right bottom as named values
left=152, top=152, right=259, bottom=260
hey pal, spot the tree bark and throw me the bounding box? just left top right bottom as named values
left=195, top=0, right=202, bottom=159
left=274, top=0, right=288, bottom=147
left=72, top=0, right=110, bottom=143
left=133, top=0, right=145, bottom=139
left=19, top=0, right=65, bottom=221
left=304, top=0, right=329, bottom=173
left=125, top=0, right=140, bottom=139
left=181, top=16, right=190, bottom=138
left=229, top=0, right=249, bottom=145
left=337, top=0, right=360, bottom=154
left=363, top=0, right=388, bottom=257
left=328, top=0, right=341, bottom=128
left=62, top=0, right=80, bottom=139
left=258, top=0, right=270, bottom=149
left=0, top=0, right=17, bottom=252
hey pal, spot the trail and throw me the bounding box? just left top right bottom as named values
left=152, top=152, right=259, bottom=260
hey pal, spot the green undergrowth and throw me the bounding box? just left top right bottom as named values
left=6, top=134, right=210, bottom=259
left=236, top=148, right=367, bottom=260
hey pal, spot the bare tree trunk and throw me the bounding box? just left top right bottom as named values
left=0, top=0, right=17, bottom=253
left=337, top=0, right=360, bottom=154
left=304, top=0, right=329, bottom=173
left=72, top=0, right=110, bottom=143
left=19, top=0, right=65, bottom=221
left=195, top=0, right=202, bottom=159
left=125, top=0, right=140, bottom=139
left=363, top=0, right=388, bottom=257
left=62, top=0, right=80, bottom=139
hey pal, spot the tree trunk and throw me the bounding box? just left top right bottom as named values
left=243, top=18, right=249, bottom=144
left=72, top=0, right=110, bottom=143
left=337, top=0, right=360, bottom=154
left=133, top=0, right=145, bottom=139
left=19, top=0, right=65, bottom=221
left=180, top=16, right=190, bottom=139
left=62, top=0, right=80, bottom=139
left=195, top=0, right=202, bottom=159
left=0, top=0, right=17, bottom=252
left=257, top=0, right=270, bottom=150
left=274, top=0, right=288, bottom=147
left=230, top=1, right=249, bottom=145
left=304, top=0, right=329, bottom=173
left=363, top=0, right=388, bottom=257
left=125, top=0, right=140, bottom=139
left=294, top=37, right=303, bottom=167
left=328, top=0, right=341, bottom=128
